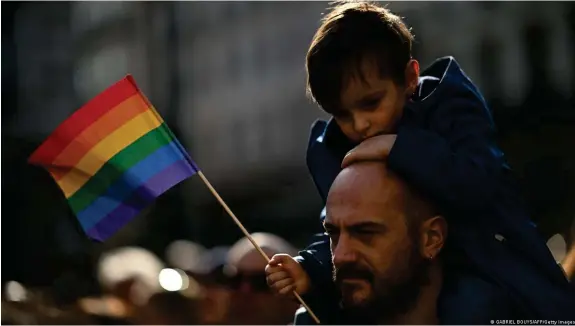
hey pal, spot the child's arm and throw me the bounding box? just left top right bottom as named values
left=266, top=254, right=311, bottom=295
left=265, top=234, right=341, bottom=323
left=345, top=87, right=508, bottom=212
left=387, top=93, right=508, bottom=211
left=265, top=233, right=336, bottom=297
left=294, top=233, right=335, bottom=293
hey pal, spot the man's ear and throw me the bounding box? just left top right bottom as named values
left=419, top=215, right=447, bottom=260
left=405, top=59, right=420, bottom=96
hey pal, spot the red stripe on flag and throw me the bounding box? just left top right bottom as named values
left=28, top=76, right=139, bottom=165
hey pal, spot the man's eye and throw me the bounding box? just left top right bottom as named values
left=351, top=229, right=380, bottom=239
left=325, top=228, right=337, bottom=236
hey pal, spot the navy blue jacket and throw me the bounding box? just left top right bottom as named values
left=295, top=57, right=575, bottom=324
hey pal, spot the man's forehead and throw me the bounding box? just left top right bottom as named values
left=326, top=162, right=406, bottom=219
left=326, top=194, right=403, bottom=224
left=329, top=162, right=403, bottom=196
left=324, top=210, right=390, bottom=227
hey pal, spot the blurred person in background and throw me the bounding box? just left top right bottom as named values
left=96, top=247, right=165, bottom=311
left=166, top=240, right=232, bottom=324
left=195, top=246, right=234, bottom=325
left=93, top=246, right=183, bottom=323
left=84, top=245, right=206, bottom=324
left=131, top=291, right=202, bottom=325
left=1, top=300, right=97, bottom=325
left=225, top=232, right=300, bottom=325
left=2, top=282, right=96, bottom=325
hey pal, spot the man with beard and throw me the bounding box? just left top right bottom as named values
left=269, top=161, right=449, bottom=324
left=325, top=161, right=445, bottom=324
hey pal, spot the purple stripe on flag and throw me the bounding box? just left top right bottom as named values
left=86, top=159, right=196, bottom=241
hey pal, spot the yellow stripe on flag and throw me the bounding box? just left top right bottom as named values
left=56, top=110, right=163, bottom=198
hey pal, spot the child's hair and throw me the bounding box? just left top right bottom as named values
left=306, top=1, right=414, bottom=113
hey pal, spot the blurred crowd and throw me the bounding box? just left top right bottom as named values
left=1, top=233, right=302, bottom=325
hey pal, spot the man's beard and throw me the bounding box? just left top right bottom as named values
left=332, top=240, right=431, bottom=323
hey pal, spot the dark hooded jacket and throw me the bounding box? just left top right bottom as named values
left=294, top=57, right=575, bottom=324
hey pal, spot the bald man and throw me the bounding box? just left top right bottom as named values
left=269, top=161, right=525, bottom=324
left=325, top=161, right=446, bottom=324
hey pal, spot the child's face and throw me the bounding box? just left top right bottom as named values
left=334, top=59, right=419, bottom=143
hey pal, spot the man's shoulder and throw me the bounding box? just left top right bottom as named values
left=439, top=271, right=522, bottom=323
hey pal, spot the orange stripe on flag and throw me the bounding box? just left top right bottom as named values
left=54, top=109, right=163, bottom=197
left=51, top=95, right=150, bottom=180
left=28, top=77, right=139, bottom=165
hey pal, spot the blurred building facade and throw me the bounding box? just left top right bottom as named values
left=394, top=2, right=574, bottom=105
left=3, top=1, right=574, bottom=265
left=61, top=2, right=575, bottom=187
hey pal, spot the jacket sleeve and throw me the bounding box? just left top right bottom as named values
left=293, top=233, right=341, bottom=322
left=294, top=233, right=336, bottom=292
left=387, top=88, right=508, bottom=212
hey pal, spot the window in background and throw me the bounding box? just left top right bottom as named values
left=228, top=40, right=242, bottom=84
left=523, top=24, right=550, bottom=91
left=206, top=41, right=227, bottom=96
left=269, top=107, right=287, bottom=161
left=261, top=28, right=277, bottom=81
left=205, top=2, right=224, bottom=27
left=229, top=118, right=245, bottom=170
left=522, top=23, right=561, bottom=110
left=238, top=31, right=257, bottom=84
left=71, top=2, right=131, bottom=34
left=258, top=110, right=270, bottom=162
left=74, top=44, right=130, bottom=102
left=402, top=11, right=425, bottom=60
left=276, top=27, right=294, bottom=68
left=188, top=36, right=212, bottom=95
left=476, top=1, right=501, bottom=11
left=568, top=4, right=575, bottom=95
left=11, top=2, right=76, bottom=136
left=233, top=1, right=251, bottom=18
left=244, top=115, right=261, bottom=164
left=478, top=37, right=502, bottom=100
left=222, top=1, right=240, bottom=23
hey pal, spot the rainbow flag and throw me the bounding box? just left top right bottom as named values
left=29, top=75, right=199, bottom=241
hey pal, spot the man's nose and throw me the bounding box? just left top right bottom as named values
left=332, top=235, right=357, bottom=266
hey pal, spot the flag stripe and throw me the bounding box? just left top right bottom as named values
left=77, top=141, right=188, bottom=230
left=50, top=94, right=151, bottom=180
left=28, top=75, right=200, bottom=242
left=67, top=124, right=173, bottom=214
left=85, top=159, right=196, bottom=241
left=28, top=78, right=139, bottom=165
left=56, top=110, right=163, bottom=198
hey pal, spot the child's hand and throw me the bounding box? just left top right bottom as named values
left=265, top=254, right=311, bottom=296
left=342, top=134, right=397, bottom=168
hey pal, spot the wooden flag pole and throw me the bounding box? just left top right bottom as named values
left=562, top=244, right=575, bottom=281
left=197, top=171, right=321, bottom=324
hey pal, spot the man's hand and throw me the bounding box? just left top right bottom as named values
left=341, top=134, right=397, bottom=168
left=265, top=254, right=311, bottom=296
